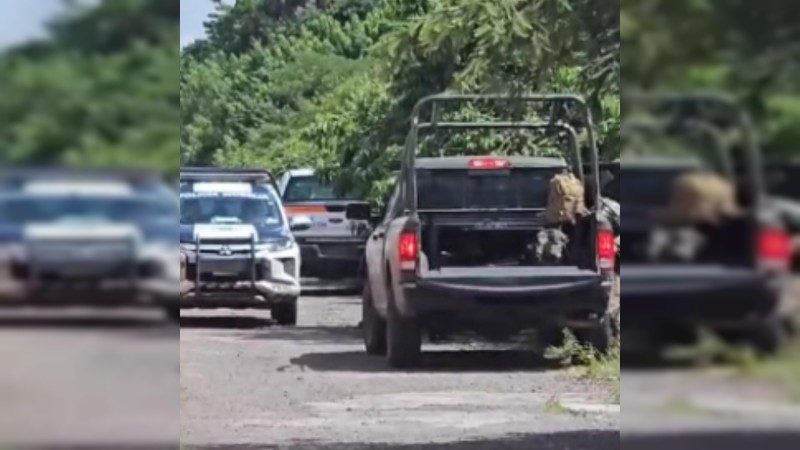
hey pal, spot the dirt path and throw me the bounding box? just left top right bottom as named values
left=179, top=295, right=618, bottom=448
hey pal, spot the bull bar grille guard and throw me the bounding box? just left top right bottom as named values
left=191, top=235, right=260, bottom=299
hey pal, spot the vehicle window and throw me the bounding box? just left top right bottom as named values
left=621, top=168, right=689, bottom=207
left=767, top=166, right=800, bottom=200
left=602, top=172, right=619, bottom=201
left=283, top=176, right=340, bottom=202
left=0, top=195, right=177, bottom=224
left=180, top=195, right=283, bottom=226
left=416, top=168, right=564, bottom=210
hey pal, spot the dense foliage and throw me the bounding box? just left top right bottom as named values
left=181, top=0, right=620, bottom=200
left=622, top=0, right=800, bottom=159
left=0, top=0, right=179, bottom=171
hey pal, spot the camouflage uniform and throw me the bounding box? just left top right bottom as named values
left=544, top=172, right=589, bottom=226
left=535, top=173, right=590, bottom=264
left=665, top=171, right=740, bottom=225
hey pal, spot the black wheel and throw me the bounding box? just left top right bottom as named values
left=272, top=299, right=298, bottom=326
left=538, top=326, right=566, bottom=351
left=577, top=314, right=615, bottom=355
left=750, top=316, right=787, bottom=356
left=386, top=296, right=422, bottom=369
left=165, top=306, right=181, bottom=323
left=362, top=283, right=387, bottom=355
left=782, top=315, right=797, bottom=338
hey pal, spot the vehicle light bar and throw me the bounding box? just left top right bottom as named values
left=180, top=167, right=278, bottom=191
left=468, top=158, right=511, bottom=170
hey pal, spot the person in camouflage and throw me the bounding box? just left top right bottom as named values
left=535, top=172, right=590, bottom=264
left=647, top=170, right=740, bottom=263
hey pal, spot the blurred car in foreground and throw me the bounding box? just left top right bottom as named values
left=179, top=168, right=310, bottom=325
left=0, top=169, right=179, bottom=317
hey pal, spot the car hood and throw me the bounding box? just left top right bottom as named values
left=180, top=223, right=291, bottom=244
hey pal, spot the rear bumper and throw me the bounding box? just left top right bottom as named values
left=623, top=265, right=783, bottom=325
left=400, top=267, right=612, bottom=324
left=298, top=238, right=365, bottom=279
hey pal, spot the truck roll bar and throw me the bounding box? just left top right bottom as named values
left=622, top=91, right=765, bottom=203
left=402, top=93, right=601, bottom=213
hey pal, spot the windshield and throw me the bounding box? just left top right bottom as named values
left=416, top=168, right=566, bottom=210
left=283, top=176, right=341, bottom=202
left=0, top=195, right=177, bottom=225
left=180, top=194, right=283, bottom=226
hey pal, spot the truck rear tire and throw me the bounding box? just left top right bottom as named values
left=386, top=297, right=422, bottom=369
left=577, top=314, right=615, bottom=355
left=272, top=299, right=298, bottom=326
left=750, top=316, right=787, bottom=356
left=362, top=283, right=387, bottom=355
left=165, top=306, right=181, bottom=323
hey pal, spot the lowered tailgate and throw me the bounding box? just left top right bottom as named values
left=418, top=266, right=604, bottom=297
left=624, top=264, right=768, bottom=296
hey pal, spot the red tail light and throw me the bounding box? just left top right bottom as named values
left=399, top=232, right=419, bottom=270
left=758, top=228, right=792, bottom=270
left=468, top=158, right=511, bottom=170
left=598, top=229, right=616, bottom=270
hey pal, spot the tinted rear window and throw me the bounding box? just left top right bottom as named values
left=621, top=168, right=687, bottom=206
left=767, top=166, right=800, bottom=200
left=416, top=168, right=565, bottom=209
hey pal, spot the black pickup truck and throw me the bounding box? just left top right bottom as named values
left=360, top=94, right=617, bottom=368
left=621, top=153, right=793, bottom=352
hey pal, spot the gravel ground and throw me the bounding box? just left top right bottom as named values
left=3, top=282, right=796, bottom=450
left=621, top=276, right=800, bottom=448
left=0, top=309, right=178, bottom=447
left=180, top=295, right=619, bottom=449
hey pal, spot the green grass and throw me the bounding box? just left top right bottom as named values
left=545, top=331, right=621, bottom=404
left=663, top=329, right=800, bottom=403
left=544, top=396, right=572, bottom=415
left=751, top=340, right=800, bottom=402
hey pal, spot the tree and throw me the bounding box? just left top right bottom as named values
left=0, top=0, right=179, bottom=172
left=181, top=0, right=622, bottom=200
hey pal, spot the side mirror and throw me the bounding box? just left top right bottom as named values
left=345, top=203, right=372, bottom=221
left=289, top=215, right=312, bottom=232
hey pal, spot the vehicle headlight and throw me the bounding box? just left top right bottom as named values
left=257, top=239, right=295, bottom=253
left=180, top=243, right=197, bottom=253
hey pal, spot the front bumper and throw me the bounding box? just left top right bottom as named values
left=0, top=270, right=179, bottom=308
left=180, top=245, right=301, bottom=308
